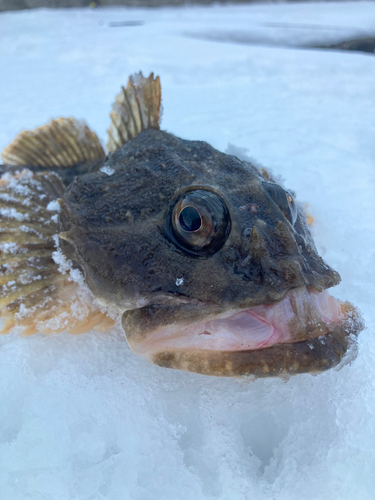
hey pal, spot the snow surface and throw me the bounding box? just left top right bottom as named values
left=0, top=2, right=375, bottom=499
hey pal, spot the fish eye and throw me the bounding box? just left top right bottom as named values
left=262, top=182, right=298, bottom=225
left=179, top=206, right=202, bottom=232
left=170, top=190, right=231, bottom=256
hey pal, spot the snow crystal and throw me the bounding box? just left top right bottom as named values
left=46, top=200, right=60, bottom=212
left=0, top=242, right=19, bottom=253
left=1, top=170, right=33, bottom=197
left=0, top=3, right=374, bottom=500
left=0, top=207, right=29, bottom=221
left=52, top=239, right=102, bottom=303
left=18, top=225, right=42, bottom=238
left=0, top=192, right=20, bottom=203
left=100, top=165, right=115, bottom=176
left=51, top=246, right=73, bottom=274
left=69, top=267, right=85, bottom=286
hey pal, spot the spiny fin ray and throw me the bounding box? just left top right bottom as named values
left=107, top=72, right=161, bottom=153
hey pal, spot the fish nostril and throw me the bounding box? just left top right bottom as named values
left=243, top=227, right=252, bottom=238
left=240, top=225, right=268, bottom=267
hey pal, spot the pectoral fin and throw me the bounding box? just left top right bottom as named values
left=0, top=170, right=115, bottom=335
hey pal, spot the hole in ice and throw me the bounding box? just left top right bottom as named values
left=240, top=411, right=288, bottom=475
left=315, top=38, right=375, bottom=54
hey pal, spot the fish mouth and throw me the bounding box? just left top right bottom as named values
left=122, top=287, right=362, bottom=377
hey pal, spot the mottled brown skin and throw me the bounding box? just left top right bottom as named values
left=61, top=128, right=340, bottom=306
left=53, top=128, right=361, bottom=376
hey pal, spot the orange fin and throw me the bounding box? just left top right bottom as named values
left=0, top=170, right=116, bottom=335
left=260, top=167, right=276, bottom=183
left=305, top=203, right=315, bottom=226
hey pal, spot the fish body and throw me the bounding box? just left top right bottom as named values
left=0, top=73, right=363, bottom=377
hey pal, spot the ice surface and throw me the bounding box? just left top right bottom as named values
left=0, top=2, right=374, bottom=499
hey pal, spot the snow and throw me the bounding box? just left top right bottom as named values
left=0, top=207, right=29, bottom=221
left=46, top=200, right=61, bottom=211
left=0, top=242, right=20, bottom=254
left=0, top=2, right=375, bottom=499
left=100, top=165, right=115, bottom=176
left=52, top=243, right=87, bottom=289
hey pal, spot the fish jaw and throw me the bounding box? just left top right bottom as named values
left=122, top=287, right=363, bottom=377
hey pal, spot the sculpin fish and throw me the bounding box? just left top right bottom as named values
left=0, top=73, right=363, bottom=377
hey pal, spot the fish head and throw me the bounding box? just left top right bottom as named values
left=59, top=128, right=359, bottom=377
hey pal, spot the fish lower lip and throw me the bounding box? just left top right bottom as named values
left=123, top=287, right=363, bottom=377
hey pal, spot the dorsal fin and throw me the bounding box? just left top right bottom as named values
left=106, top=72, right=161, bottom=153
left=0, top=170, right=115, bottom=335
left=1, top=117, right=105, bottom=168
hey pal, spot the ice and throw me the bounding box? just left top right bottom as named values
left=0, top=2, right=374, bottom=499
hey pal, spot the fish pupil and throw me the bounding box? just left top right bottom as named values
left=179, top=206, right=201, bottom=232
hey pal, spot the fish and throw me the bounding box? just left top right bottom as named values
left=0, top=72, right=363, bottom=377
